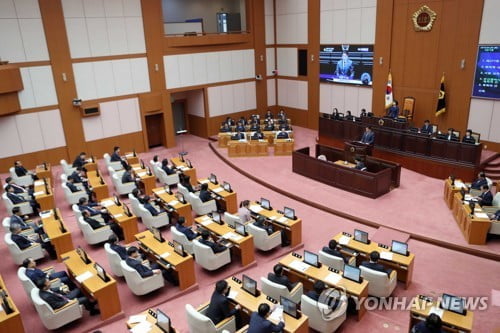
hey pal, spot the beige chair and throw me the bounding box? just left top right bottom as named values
left=104, top=153, right=123, bottom=173
left=120, top=261, right=164, bottom=295
left=78, top=216, right=114, bottom=245
left=4, top=233, right=45, bottom=265
left=128, top=193, right=146, bottom=219
left=111, top=173, right=136, bottom=195
left=185, top=303, right=236, bottom=333
left=2, top=217, right=11, bottom=233
left=246, top=223, right=281, bottom=251
left=223, top=212, right=243, bottom=228
left=60, top=159, right=76, bottom=176
left=72, top=204, right=83, bottom=221
left=171, top=226, right=194, bottom=255
left=318, top=250, right=356, bottom=271
left=18, top=266, right=61, bottom=298
left=149, top=160, right=161, bottom=179
left=61, top=182, right=87, bottom=205
left=177, top=183, right=193, bottom=203
left=138, top=205, right=169, bottom=229
left=359, top=266, right=397, bottom=297
left=156, top=167, right=180, bottom=186
left=31, top=288, right=83, bottom=330
left=489, top=221, right=500, bottom=235
left=260, top=276, right=303, bottom=304
left=193, top=239, right=231, bottom=271
left=9, top=167, right=34, bottom=187
left=301, top=293, right=347, bottom=332
left=2, top=192, right=34, bottom=215
left=189, top=193, right=217, bottom=216
left=482, top=193, right=500, bottom=213
left=104, top=243, right=124, bottom=277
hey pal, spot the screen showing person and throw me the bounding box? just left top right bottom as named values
left=440, top=294, right=466, bottom=315
left=235, top=221, right=246, bottom=236
left=173, top=240, right=185, bottom=257
left=242, top=274, right=258, bottom=297
left=156, top=309, right=172, bottom=333
left=354, top=229, right=370, bottom=244
left=343, top=264, right=361, bottom=283
left=280, top=296, right=300, bottom=318
left=260, top=198, right=271, bottom=210
left=472, top=45, right=500, bottom=99
left=303, top=250, right=320, bottom=268
left=391, top=240, right=409, bottom=256
left=284, top=207, right=295, bottom=219
left=320, top=44, right=374, bottom=86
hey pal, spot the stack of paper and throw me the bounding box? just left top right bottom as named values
left=223, top=232, right=243, bottom=241
left=268, top=216, right=277, bottom=220
left=101, top=200, right=114, bottom=207
left=76, top=271, right=93, bottom=283
left=137, top=172, right=147, bottom=177
left=268, top=305, right=283, bottom=322
left=33, top=191, right=45, bottom=196
left=250, top=205, right=263, bottom=213
left=160, top=252, right=170, bottom=258
left=325, top=273, right=342, bottom=284
left=200, top=179, right=209, bottom=184
left=200, top=220, right=213, bottom=226
left=228, top=290, right=238, bottom=299
left=338, top=235, right=351, bottom=245
left=277, top=217, right=288, bottom=223
left=40, top=211, right=53, bottom=219
left=168, top=200, right=179, bottom=206
left=114, top=213, right=123, bottom=219
left=213, top=187, right=224, bottom=193
left=474, top=212, right=489, bottom=219
left=380, top=252, right=393, bottom=260
left=289, top=260, right=309, bottom=272
left=132, top=167, right=141, bottom=171
left=156, top=189, right=166, bottom=195
left=34, top=180, right=44, bottom=186
left=129, top=321, right=152, bottom=333
left=127, top=315, right=147, bottom=325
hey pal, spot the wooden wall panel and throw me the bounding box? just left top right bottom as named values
left=285, top=107, right=309, bottom=128
left=188, top=115, right=208, bottom=138
left=0, top=146, right=67, bottom=171
left=0, top=92, right=21, bottom=115
left=307, top=0, right=320, bottom=129
left=207, top=110, right=257, bottom=137
left=252, top=0, right=269, bottom=113
left=84, top=132, right=146, bottom=160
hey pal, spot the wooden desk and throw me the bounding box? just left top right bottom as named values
left=0, top=275, right=24, bottom=333
left=171, top=157, right=197, bottom=186
left=35, top=163, right=52, bottom=183
left=218, top=133, right=232, bottom=148
left=84, top=159, right=97, bottom=172
left=226, top=278, right=309, bottom=333
left=135, top=230, right=196, bottom=290
left=194, top=215, right=255, bottom=266
left=62, top=250, right=121, bottom=320
left=451, top=194, right=491, bottom=245
left=334, top=160, right=356, bottom=168
left=443, top=178, right=466, bottom=209
left=101, top=197, right=139, bottom=243
left=218, top=130, right=294, bottom=148
left=33, top=179, right=55, bottom=211
left=409, top=295, right=473, bottom=333
left=124, top=152, right=139, bottom=165
left=274, top=139, right=294, bottom=156
left=131, top=164, right=156, bottom=195
left=126, top=309, right=179, bottom=332
left=153, top=187, right=194, bottom=226
left=87, top=170, right=109, bottom=201
left=198, top=178, right=238, bottom=213
left=41, top=209, right=74, bottom=262
left=279, top=253, right=369, bottom=320
left=332, top=232, right=415, bottom=289
left=227, top=140, right=249, bottom=157
left=249, top=202, right=302, bottom=247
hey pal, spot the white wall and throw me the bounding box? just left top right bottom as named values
left=73, top=57, right=150, bottom=100
left=164, top=49, right=255, bottom=89
left=320, top=83, right=372, bottom=115
left=62, top=0, right=145, bottom=58
left=264, top=0, right=274, bottom=45
left=267, top=79, right=276, bottom=106
left=277, top=79, right=307, bottom=110
left=0, top=109, right=66, bottom=158
left=275, top=0, right=307, bottom=44
left=207, top=82, right=256, bottom=117
left=0, top=0, right=49, bottom=63
left=186, top=90, right=205, bottom=117
left=18, top=66, right=58, bottom=109
left=276, top=48, right=298, bottom=77
left=478, top=0, right=500, bottom=44
left=81, top=97, right=142, bottom=141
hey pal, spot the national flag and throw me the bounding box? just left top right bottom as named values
left=385, top=71, right=393, bottom=109
left=435, top=74, right=446, bottom=117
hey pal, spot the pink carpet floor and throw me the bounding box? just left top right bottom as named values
left=0, top=127, right=499, bottom=333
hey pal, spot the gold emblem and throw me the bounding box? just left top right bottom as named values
left=378, top=119, right=385, bottom=126
left=350, top=147, right=355, bottom=153
left=412, top=5, right=437, bottom=32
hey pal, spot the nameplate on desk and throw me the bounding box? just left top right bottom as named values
left=338, top=235, right=351, bottom=245
left=114, top=213, right=123, bottom=218
left=249, top=205, right=263, bottom=213
left=325, top=272, right=342, bottom=285
left=168, top=200, right=179, bottom=206
left=289, top=260, right=309, bottom=272
left=75, top=271, right=93, bottom=283
left=40, top=211, right=53, bottom=219
left=474, top=212, right=489, bottom=219
left=160, top=252, right=170, bottom=258
left=137, top=172, right=147, bottom=177
left=34, top=180, right=44, bottom=186
left=33, top=191, right=45, bottom=196
left=380, top=252, right=393, bottom=261
left=101, top=200, right=114, bottom=207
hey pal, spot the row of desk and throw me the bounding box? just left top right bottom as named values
left=218, top=131, right=294, bottom=148
left=226, top=139, right=295, bottom=157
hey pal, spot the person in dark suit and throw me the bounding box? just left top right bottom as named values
left=160, top=159, right=176, bottom=175
left=361, top=251, right=393, bottom=276
left=251, top=128, right=264, bottom=140
left=477, top=185, right=493, bottom=207
left=387, top=100, right=399, bottom=118
left=199, top=183, right=213, bottom=203
left=238, top=116, right=247, bottom=126
left=253, top=216, right=274, bottom=235
left=277, top=109, right=286, bottom=122
left=110, top=146, right=122, bottom=162
left=10, top=207, right=41, bottom=232
left=121, top=165, right=136, bottom=184
left=471, top=172, right=488, bottom=190
left=14, top=160, right=37, bottom=179
left=411, top=313, right=443, bottom=333
left=78, top=197, right=112, bottom=223
left=68, top=167, right=85, bottom=184
left=108, top=234, right=127, bottom=260
left=265, top=110, right=273, bottom=119
left=276, top=128, right=289, bottom=139
left=268, top=264, right=297, bottom=291
left=142, top=195, right=166, bottom=216
left=344, top=110, right=353, bottom=121
left=420, top=120, right=433, bottom=135
left=35, top=278, right=99, bottom=315
left=220, top=123, right=231, bottom=133
left=331, top=108, right=341, bottom=120
left=126, top=246, right=176, bottom=284
left=180, top=175, right=196, bottom=193
left=264, top=120, right=275, bottom=131
left=335, top=51, right=354, bottom=79
left=199, top=230, right=227, bottom=253
left=5, top=177, right=29, bottom=195
left=492, top=209, right=500, bottom=221
left=445, top=128, right=458, bottom=141
left=248, top=303, right=284, bottom=333
left=249, top=122, right=260, bottom=132
left=462, top=129, right=476, bottom=144
left=10, top=223, right=56, bottom=259
left=225, top=117, right=235, bottom=126
left=304, top=280, right=344, bottom=310
left=175, top=217, right=199, bottom=241
left=231, top=130, right=245, bottom=140
left=82, top=210, right=123, bottom=239
left=360, top=108, right=367, bottom=117
left=6, top=185, right=40, bottom=213
left=65, top=177, right=82, bottom=193
left=235, top=122, right=246, bottom=132
left=23, top=257, right=73, bottom=287
left=72, top=152, right=88, bottom=168
left=355, top=158, right=367, bottom=171
left=360, top=126, right=375, bottom=145
left=205, top=280, right=241, bottom=326
left=322, top=239, right=348, bottom=263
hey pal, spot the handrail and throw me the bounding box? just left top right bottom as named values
left=479, top=152, right=500, bottom=169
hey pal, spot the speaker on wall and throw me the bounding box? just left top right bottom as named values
left=81, top=105, right=100, bottom=117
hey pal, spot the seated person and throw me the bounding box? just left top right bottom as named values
left=142, top=195, right=166, bottom=216
left=23, top=257, right=73, bottom=287
left=131, top=187, right=146, bottom=204
left=462, top=129, right=476, bottom=144
left=180, top=175, right=197, bottom=193
left=411, top=313, right=442, bottom=333
left=360, top=108, right=367, bottom=117
left=68, top=167, right=86, bottom=184
left=251, top=128, right=264, bottom=140
left=248, top=303, right=284, bottom=333
left=360, top=126, right=374, bottom=144
left=224, top=116, right=235, bottom=126
left=322, top=239, right=348, bottom=263
left=14, top=160, right=37, bottom=179
left=265, top=110, right=273, bottom=119
left=445, top=128, right=458, bottom=141
left=121, top=165, right=137, bottom=184
left=35, top=278, right=99, bottom=316
left=206, top=280, right=241, bottom=326
left=238, top=200, right=252, bottom=223
left=5, top=177, right=30, bottom=195
left=220, top=123, right=231, bottom=133
left=159, top=159, right=175, bottom=175
left=344, top=110, right=353, bottom=120
left=249, top=122, right=260, bottom=132
left=199, top=230, right=227, bottom=253
left=471, top=172, right=488, bottom=190
left=477, top=185, right=493, bottom=207
left=361, top=251, right=393, bottom=276
left=82, top=210, right=123, bottom=240
left=231, top=130, right=245, bottom=140
left=65, top=176, right=83, bottom=193
left=264, top=120, right=275, bottom=131
left=107, top=234, right=127, bottom=260
left=175, top=217, right=199, bottom=240
left=235, top=122, right=246, bottom=133
left=305, top=281, right=345, bottom=310
left=253, top=216, right=274, bottom=235
left=110, top=146, right=122, bottom=162
left=355, top=158, right=367, bottom=171
left=491, top=209, right=500, bottom=221
left=72, top=152, right=88, bottom=168
left=10, top=223, right=56, bottom=259
left=5, top=185, right=40, bottom=214
left=199, top=183, right=214, bottom=203
left=10, top=206, right=41, bottom=232
left=238, top=116, right=247, bottom=126
left=78, top=197, right=112, bottom=222
left=126, top=246, right=175, bottom=283
left=276, top=128, right=289, bottom=139
left=280, top=122, right=291, bottom=131
left=268, top=264, right=297, bottom=291
left=331, top=108, right=341, bottom=120
left=420, top=120, right=433, bottom=135
left=386, top=100, right=399, bottom=118
left=277, top=109, right=286, bottom=122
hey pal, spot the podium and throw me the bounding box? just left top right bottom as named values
left=344, top=141, right=372, bottom=162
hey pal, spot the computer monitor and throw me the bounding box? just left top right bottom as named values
left=176, top=192, right=185, bottom=204
left=151, top=227, right=165, bottom=243
left=53, top=208, right=59, bottom=220
left=440, top=293, right=466, bottom=315
left=280, top=296, right=300, bottom=319
left=123, top=203, right=132, bottom=217
left=211, top=211, right=221, bottom=224
left=113, top=193, right=121, bottom=206
left=242, top=274, right=258, bottom=297
left=140, top=159, right=145, bottom=169
left=179, top=153, right=184, bottom=162
left=0, top=292, right=13, bottom=314
left=147, top=166, right=153, bottom=176
left=391, top=240, right=409, bottom=256
left=173, top=240, right=185, bottom=257
left=76, top=246, right=91, bottom=264
left=260, top=198, right=271, bottom=210
left=58, top=219, right=66, bottom=233
left=235, top=221, right=246, bottom=236
left=186, top=159, right=193, bottom=168
left=222, top=181, right=232, bottom=192
left=284, top=207, right=295, bottom=219
left=303, top=250, right=320, bottom=268
left=342, top=264, right=361, bottom=283
left=209, top=173, right=218, bottom=184
left=460, top=187, right=466, bottom=200
left=354, top=229, right=370, bottom=244
left=156, top=309, right=172, bottom=333
left=94, top=262, right=110, bottom=282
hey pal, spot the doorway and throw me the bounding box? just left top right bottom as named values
left=172, top=100, right=188, bottom=134
left=145, top=113, right=165, bottom=148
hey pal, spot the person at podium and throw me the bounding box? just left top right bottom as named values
left=462, top=129, right=476, bottom=144
left=360, top=126, right=374, bottom=145
left=386, top=100, right=399, bottom=118
left=420, top=120, right=433, bottom=135
left=355, top=158, right=367, bottom=171
left=251, top=128, right=264, bottom=140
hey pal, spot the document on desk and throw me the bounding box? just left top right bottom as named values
left=75, top=271, right=93, bottom=283
left=212, top=187, right=224, bottom=193
left=380, top=252, right=393, bottom=260
left=168, top=200, right=179, bottom=206
left=34, top=191, right=45, bottom=196
left=338, top=235, right=351, bottom=245
left=199, top=179, right=209, bottom=184
left=101, top=200, right=114, bottom=207
left=155, top=189, right=166, bottom=195
left=160, top=252, right=170, bottom=258
left=129, top=321, right=152, bottom=333
left=464, top=194, right=472, bottom=201
left=277, top=216, right=288, bottom=224
left=34, top=180, right=44, bottom=186
left=454, top=181, right=465, bottom=188
left=325, top=272, right=342, bottom=285
left=429, top=306, right=444, bottom=318
left=40, top=211, right=53, bottom=219
left=179, top=166, right=189, bottom=171
left=268, top=215, right=277, bottom=220
left=268, top=305, right=283, bottom=322
left=200, top=220, right=213, bottom=226
left=250, top=205, right=263, bottom=213
left=137, top=172, right=147, bottom=177
left=132, top=167, right=141, bottom=171
left=474, top=212, right=489, bottom=219
left=289, top=260, right=309, bottom=272
left=127, top=314, right=147, bottom=324
left=114, top=213, right=123, bottom=219
left=227, top=290, right=238, bottom=300
left=222, top=232, right=243, bottom=241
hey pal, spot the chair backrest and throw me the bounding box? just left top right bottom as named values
left=120, top=260, right=144, bottom=283
left=171, top=226, right=190, bottom=248
left=359, top=266, right=391, bottom=289
left=471, top=132, right=481, bottom=143
left=60, top=174, right=67, bottom=182
left=402, top=97, right=415, bottom=119
left=223, top=212, right=241, bottom=227
left=2, top=217, right=11, bottom=233
left=177, top=183, right=190, bottom=199
left=104, top=243, right=124, bottom=277
left=18, top=267, right=36, bottom=296
left=318, top=250, right=345, bottom=271
left=301, top=294, right=347, bottom=331
left=103, top=153, right=111, bottom=163
left=138, top=205, right=153, bottom=218
left=72, top=204, right=82, bottom=220
left=260, top=276, right=288, bottom=301
left=31, top=288, right=55, bottom=318
left=492, top=192, right=500, bottom=206
left=247, top=223, right=268, bottom=241
left=185, top=304, right=217, bottom=332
